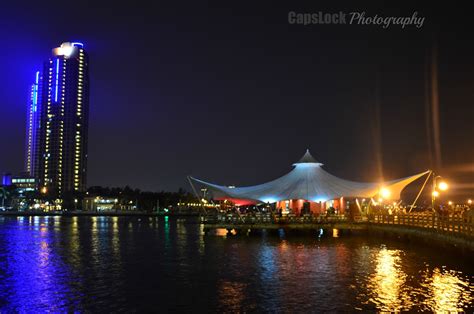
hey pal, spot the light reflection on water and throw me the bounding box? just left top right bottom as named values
left=0, top=217, right=79, bottom=311
left=356, top=245, right=474, bottom=312
left=218, top=280, right=249, bottom=312
left=0, top=217, right=471, bottom=312
left=364, top=248, right=412, bottom=311
left=420, top=267, right=473, bottom=312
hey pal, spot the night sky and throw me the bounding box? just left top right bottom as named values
left=1, top=2, right=473, bottom=200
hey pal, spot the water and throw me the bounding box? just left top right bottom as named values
left=0, top=216, right=472, bottom=312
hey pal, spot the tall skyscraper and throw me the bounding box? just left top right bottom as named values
left=25, top=70, right=40, bottom=175
left=25, top=42, right=89, bottom=197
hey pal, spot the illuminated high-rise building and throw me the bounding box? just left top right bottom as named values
left=25, top=71, right=40, bottom=175
left=25, top=42, right=89, bottom=196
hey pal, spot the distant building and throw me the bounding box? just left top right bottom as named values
left=26, top=42, right=90, bottom=196
left=1, top=173, right=37, bottom=191
left=83, top=196, right=137, bottom=212
left=11, top=175, right=38, bottom=192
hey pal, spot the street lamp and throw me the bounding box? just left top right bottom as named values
left=468, top=199, right=472, bottom=206
left=379, top=187, right=391, bottom=199
left=432, top=173, right=448, bottom=211
left=438, top=181, right=448, bottom=191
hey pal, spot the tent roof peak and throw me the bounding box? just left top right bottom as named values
left=293, top=149, right=323, bottom=166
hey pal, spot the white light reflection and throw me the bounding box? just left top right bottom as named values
left=421, top=267, right=473, bottom=312
left=366, top=248, right=412, bottom=311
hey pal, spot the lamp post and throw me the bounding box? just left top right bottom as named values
left=432, top=173, right=448, bottom=212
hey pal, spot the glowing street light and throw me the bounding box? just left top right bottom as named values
left=438, top=181, right=448, bottom=191
left=41, top=187, right=47, bottom=194
left=448, top=201, right=453, bottom=206
left=468, top=199, right=472, bottom=205
left=432, top=174, right=448, bottom=211
left=380, top=188, right=391, bottom=199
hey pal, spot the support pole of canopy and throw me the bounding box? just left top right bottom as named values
left=367, top=198, right=374, bottom=217
left=187, top=176, right=207, bottom=215
left=235, top=206, right=245, bottom=223
left=355, top=198, right=362, bottom=214
left=409, top=170, right=432, bottom=213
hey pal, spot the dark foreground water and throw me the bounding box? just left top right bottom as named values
left=0, top=216, right=472, bottom=312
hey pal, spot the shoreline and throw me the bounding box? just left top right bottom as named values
left=0, top=211, right=200, bottom=217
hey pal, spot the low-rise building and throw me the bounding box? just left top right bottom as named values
left=83, top=196, right=137, bottom=212
left=2, top=172, right=38, bottom=192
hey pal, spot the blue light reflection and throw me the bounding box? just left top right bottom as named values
left=0, top=217, right=79, bottom=311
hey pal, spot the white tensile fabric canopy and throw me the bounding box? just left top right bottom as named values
left=189, top=150, right=430, bottom=204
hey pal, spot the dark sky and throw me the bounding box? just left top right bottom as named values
left=1, top=1, right=473, bottom=200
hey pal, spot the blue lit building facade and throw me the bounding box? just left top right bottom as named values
left=25, top=71, right=40, bottom=175
left=26, top=42, right=89, bottom=197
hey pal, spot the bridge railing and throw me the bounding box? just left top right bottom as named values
left=368, top=213, right=474, bottom=237
left=201, top=213, right=349, bottom=224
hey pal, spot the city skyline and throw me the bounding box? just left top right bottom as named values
left=0, top=3, right=473, bottom=201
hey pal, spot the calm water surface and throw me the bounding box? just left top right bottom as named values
left=0, top=216, right=472, bottom=312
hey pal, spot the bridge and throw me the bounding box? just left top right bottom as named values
left=201, top=212, right=474, bottom=251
